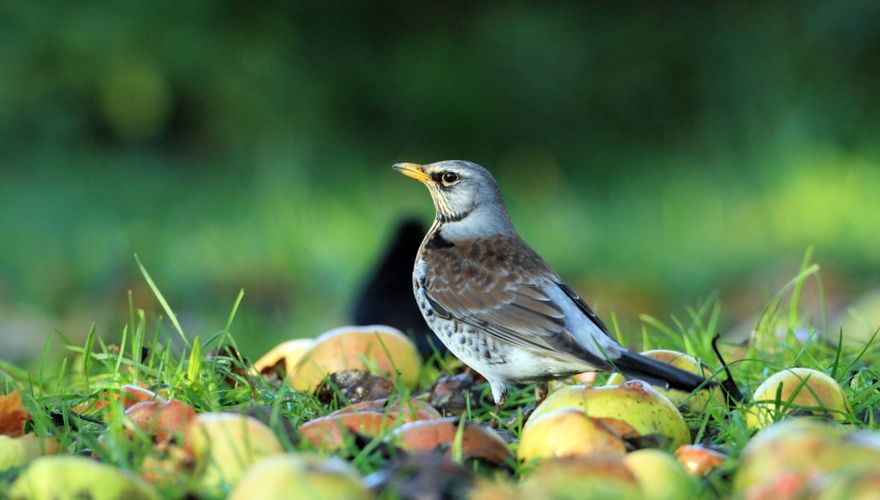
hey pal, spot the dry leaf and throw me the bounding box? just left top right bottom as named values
left=0, top=391, right=32, bottom=437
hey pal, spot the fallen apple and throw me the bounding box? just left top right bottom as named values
left=623, top=448, right=696, bottom=500
left=812, top=468, right=880, bottom=500
left=606, top=350, right=722, bottom=412
left=291, top=325, right=421, bottom=392
left=228, top=453, right=370, bottom=500
left=299, top=411, right=389, bottom=450
left=0, top=434, right=60, bottom=471
left=391, top=417, right=511, bottom=464
left=746, top=368, right=847, bottom=429
left=125, top=399, right=197, bottom=443
left=185, top=412, right=284, bottom=489
left=73, top=385, right=159, bottom=414
left=518, top=409, right=626, bottom=461
left=830, top=290, right=880, bottom=348
left=744, top=469, right=816, bottom=500
left=675, top=444, right=726, bottom=476
left=253, top=338, right=315, bottom=380
left=733, top=419, right=880, bottom=496
left=139, top=444, right=189, bottom=486
left=9, top=456, right=159, bottom=500
left=332, top=398, right=442, bottom=422
left=526, top=381, right=691, bottom=448
left=520, top=454, right=642, bottom=499
left=364, top=451, right=472, bottom=499
left=119, top=385, right=160, bottom=409
left=469, top=477, right=519, bottom=500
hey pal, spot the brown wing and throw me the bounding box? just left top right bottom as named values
left=421, top=236, right=610, bottom=365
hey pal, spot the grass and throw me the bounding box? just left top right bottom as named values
left=1, top=254, right=878, bottom=498
left=3, top=147, right=880, bottom=367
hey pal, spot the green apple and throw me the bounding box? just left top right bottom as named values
left=9, top=456, right=159, bottom=500
left=830, top=290, right=880, bottom=348
left=228, top=454, right=370, bottom=500
left=520, top=455, right=642, bottom=500
left=527, top=381, right=690, bottom=448
left=0, top=434, right=59, bottom=471
left=622, top=449, right=696, bottom=500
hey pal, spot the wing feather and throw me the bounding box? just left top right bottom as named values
left=421, top=236, right=613, bottom=367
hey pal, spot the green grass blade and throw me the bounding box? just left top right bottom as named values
left=788, top=247, right=814, bottom=328
left=134, top=254, right=189, bottom=347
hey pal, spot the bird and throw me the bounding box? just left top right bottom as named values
left=393, top=160, right=714, bottom=415
left=351, top=217, right=449, bottom=358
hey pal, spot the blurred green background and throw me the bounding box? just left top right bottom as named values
left=2, top=1, right=879, bottom=362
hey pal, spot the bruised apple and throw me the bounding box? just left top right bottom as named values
left=518, top=409, right=626, bottom=461
left=675, top=444, right=726, bottom=477
left=299, top=412, right=389, bottom=450
left=746, top=368, right=847, bottom=429
left=185, top=412, right=284, bottom=489
left=606, top=350, right=722, bottom=412
left=72, top=385, right=159, bottom=414
left=228, top=454, right=370, bottom=500
left=253, top=338, right=315, bottom=380
left=291, top=326, right=421, bottom=392
left=391, top=417, right=511, bottom=464
left=526, top=381, right=690, bottom=448
left=333, top=398, right=442, bottom=422
left=125, top=399, right=197, bottom=443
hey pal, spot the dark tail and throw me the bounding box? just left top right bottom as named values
left=612, top=351, right=712, bottom=393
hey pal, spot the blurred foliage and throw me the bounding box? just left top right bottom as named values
left=1, top=1, right=880, bottom=361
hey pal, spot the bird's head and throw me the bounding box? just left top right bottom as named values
left=393, top=160, right=513, bottom=231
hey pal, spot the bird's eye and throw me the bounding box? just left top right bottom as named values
left=441, top=171, right=459, bottom=185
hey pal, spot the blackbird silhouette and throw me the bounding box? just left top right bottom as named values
left=352, top=217, right=449, bottom=358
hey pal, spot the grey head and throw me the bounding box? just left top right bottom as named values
left=393, top=160, right=516, bottom=240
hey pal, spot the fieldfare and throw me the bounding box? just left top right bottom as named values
left=394, top=160, right=712, bottom=413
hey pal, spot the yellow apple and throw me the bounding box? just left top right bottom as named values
left=291, top=325, right=421, bottom=392
left=733, top=419, right=880, bottom=496
left=185, top=412, right=284, bottom=489
left=623, top=448, right=696, bottom=500
left=518, top=409, right=626, bottom=461
left=9, top=456, right=159, bottom=500
left=520, top=455, right=642, bottom=499
left=228, top=454, right=370, bottom=500
left=0, top=434, right=60, bottom=471
left=526, top=381, right=691, bottom=448
left=746, top=368, right=847, bottom=429
left=253, top=338, right=315, bottom=381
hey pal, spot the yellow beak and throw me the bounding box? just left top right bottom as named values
left=392, top=163, right=431, bottom=182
